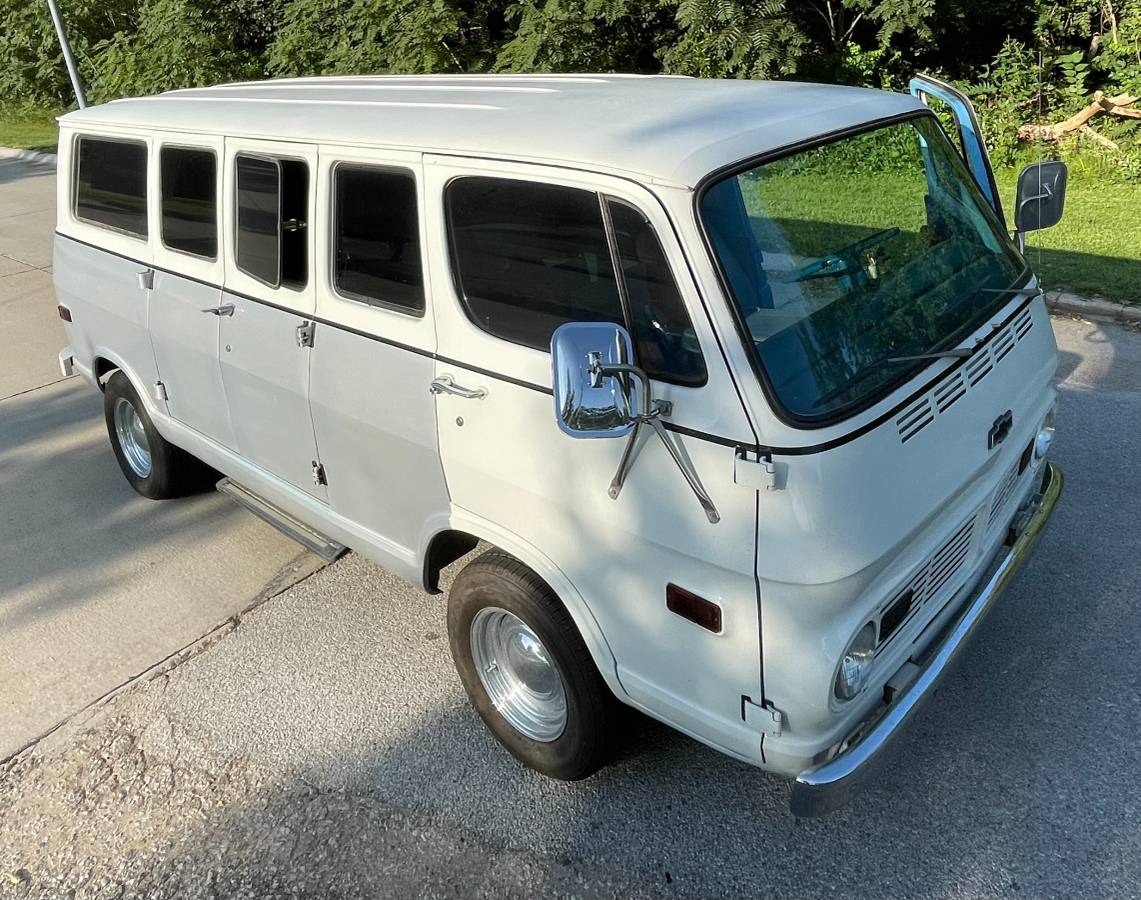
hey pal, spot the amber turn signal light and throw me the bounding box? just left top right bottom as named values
left=666, top=583, right=722, bottom=633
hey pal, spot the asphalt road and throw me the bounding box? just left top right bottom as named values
left=1, top=152, right=1140, bottom=897
left=0, top=156, right=325, bottom=760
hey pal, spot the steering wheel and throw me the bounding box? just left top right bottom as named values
left=786, top=227, right=901, bottom=284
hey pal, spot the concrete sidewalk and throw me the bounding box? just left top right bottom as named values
left=0, top=156, right=325, bottom=760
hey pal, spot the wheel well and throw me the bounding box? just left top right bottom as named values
left=93, top=357, right=119, bottom=390
left=422, top=529, right=480, bottom=594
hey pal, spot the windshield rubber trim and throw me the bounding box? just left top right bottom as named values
left=692, top=108, right=1029, bottom=432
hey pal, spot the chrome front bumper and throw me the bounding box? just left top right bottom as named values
left=790, top=461, right=1064, bottom=818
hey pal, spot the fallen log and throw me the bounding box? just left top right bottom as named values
left=1018, top=91, right=1139, bottom=144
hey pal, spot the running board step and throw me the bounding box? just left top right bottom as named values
left=216, top=477, right=347, bottom=562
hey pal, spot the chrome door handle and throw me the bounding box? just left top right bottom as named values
left=201, top=303, right=235, bottom=317
left=137, top=268, right=154, bottom=290
left=429, top=374, right=487, bottom=400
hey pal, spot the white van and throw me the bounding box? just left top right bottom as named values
left=54, top=74, right=1064, bottom=816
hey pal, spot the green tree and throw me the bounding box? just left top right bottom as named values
left=90, top=0, right=274, bottom=100
left=0, top=0, right=138, bottom=106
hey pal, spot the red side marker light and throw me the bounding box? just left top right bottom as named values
left=57, top=305, right=72, bottom=322
left=666, top=583, right=722, bottom=633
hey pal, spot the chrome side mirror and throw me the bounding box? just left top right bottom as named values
left=549, top=321, right=720, bottom=524
left=551, top=322, right=641, bottom=438
left=1015, top=161, right=1067, bottom=235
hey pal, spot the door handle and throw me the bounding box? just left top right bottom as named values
left=429, top=374, right=487, bottom=400
left=137, top=268, right=154, bottom=290
left=201, top=303, right=235, bottom=317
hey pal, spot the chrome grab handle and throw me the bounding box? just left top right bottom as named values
left=429, top=374, right=487, bottom=400
left=200, top=303, right=235, bottom=317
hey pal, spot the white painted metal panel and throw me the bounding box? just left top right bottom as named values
left=218, top=291, right=325, bottom=500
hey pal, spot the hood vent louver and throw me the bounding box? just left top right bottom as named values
left=896, top=397, right=934, bottom=443
left=894, top=304, right=1036, bottom=444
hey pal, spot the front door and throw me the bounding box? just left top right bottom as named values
left=147, top=133, right=235, bottom=449
left=218, top=138, right=326, bottom=501
left=424, top=157, right=765, bottom=758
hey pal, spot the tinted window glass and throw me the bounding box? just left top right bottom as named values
left=161, top=147, right=216, bottom=258
left=700, top=117, right=1024, bottom=421
left=448, top=178, right=623, bottom=349
left=608, top=200, right=706, bottom=385
left=280, top=160, right=308, bottom=288
left=235, top=154, right=280, bottom=285
left=334, top=166, right=423, bottom=313
left=75, top=137, right=148, bottom=237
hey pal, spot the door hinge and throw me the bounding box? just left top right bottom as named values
left=296, top=321, right=316, bottom=348
left=742, top=696, right=784, bottom=736
left=152, top=381, right=169, bottom=402
left=734, top=447, right=782, bottom=492
left=311, top=461, right=327, bottom=487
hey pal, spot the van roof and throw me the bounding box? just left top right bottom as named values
left=60, top=74, right=926, bottom=188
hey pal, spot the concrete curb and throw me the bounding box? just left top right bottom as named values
left=1044, top=291, right=1141, bottom=325
left=0, top=146, right=57, bottom=167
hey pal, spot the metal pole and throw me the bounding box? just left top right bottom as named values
left=45, top=0, right=87, bottom=108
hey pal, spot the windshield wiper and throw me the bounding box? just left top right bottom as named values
left=885, top=348, right=973, bottom=363
left=812, top=348, right=970, bottom=408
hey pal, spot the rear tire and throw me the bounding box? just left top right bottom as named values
left=448, top=550, right=622, bottom=780
left=103, top=371, right=210, bottom=499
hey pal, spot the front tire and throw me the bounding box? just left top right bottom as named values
left=103, top=371, right=209, bottom=499
left=448, top=550, right=622, bottom=780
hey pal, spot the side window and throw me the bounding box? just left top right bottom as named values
left=446, top=177, right=706, bottom=385
left=333, top=165, right=423, bottom=314
left=74, top=136, right=148, bottom=238
left=160, top=147, right=217, bottom=259
left=235, top=153, right=309, bottom=289
left=607, top=200, right=707, bottom=386
left=447, top=177, right=623, bottom=350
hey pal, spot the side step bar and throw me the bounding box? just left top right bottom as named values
left=216, top=477, right=347, bottom=562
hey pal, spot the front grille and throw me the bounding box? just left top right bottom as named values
left=988, top=460, right=1021, bottom=531
left=875, top=516, right=977, bottom=655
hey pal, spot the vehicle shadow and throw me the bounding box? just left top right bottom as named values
left=0, top=380, right=247, bottom=629
left=0, top=156, right=56, bottom=186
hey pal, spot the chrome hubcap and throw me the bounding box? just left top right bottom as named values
left=113, top=397, right=151, bottom=478
left=470, top=607, right=567, bottom=742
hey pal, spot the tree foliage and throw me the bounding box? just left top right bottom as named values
left=1, top=0, right=1138, bottom=176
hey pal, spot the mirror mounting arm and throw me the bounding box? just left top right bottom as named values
left=592, top=358, right=720, bottom=525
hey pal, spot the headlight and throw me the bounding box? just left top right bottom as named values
left=834, top=622, right=876, bottom=701
left=1034, top=407, right=1056, bottom=460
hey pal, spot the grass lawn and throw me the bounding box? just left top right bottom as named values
left=994, top=170, right=1141, bottom=304
left=0, top=106, right=60, bottom=152
left=743, top=166, right=1141, bottom=305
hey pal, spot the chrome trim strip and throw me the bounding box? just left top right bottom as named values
left=790, top=462, right=1064, bottom=817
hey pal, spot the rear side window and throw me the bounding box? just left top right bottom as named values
left=74, top=137, right=148, bottom=238
left=235, top=154, right=309, bottom=289
left=446, top=177, right=705, bottom=385
left=447, top=178, right=623, bottom=349
left=160, top=147, right=216, bottom=259
left=333, top=166, right=423, bottom=314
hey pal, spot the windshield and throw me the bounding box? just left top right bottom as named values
left=699, top=115, right=1027, bottom=422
